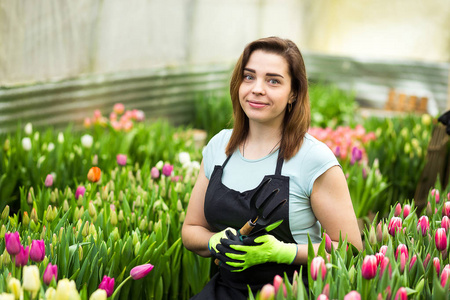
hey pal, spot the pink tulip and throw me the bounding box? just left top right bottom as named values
left=376, top=222, right=383, bottom=242
left=273, top=274, right=287, bottom=297
left=423, top=253, right=431, bottom=269
left=323, top=233, right=332, bottom=253
left=435, top=228, right=448, bottom=252
left=113, top=103, right=125, bottom=115
left=321, top=283, right=330, bottom=298
left=409, top=254, right=417, bottom=272
left=311, top=256, right=326, bottom=281
left=15, top=245, right=29, bottom=267
left=394, top=287, right=407, bottom=300
left=260, top=284, right=275, bottom=300
left=43, top=263, right=58, bottom=285
left=317, top=295, right=329, bottom=300
left=45, top=174, right=53, bottom=187
left=344, top=291, right=361, bottom=300
left=394, top=203, right=402, bottom=217
left=162, top=163, right=174, bottom=177
left=388, top=217, right=402, bottom=236
left=98, top=275, right=115, bottom=297
left=130, top=263, right=154, bottom=280
left=448, top=192, right=450, bottom=201
left=403, top=204, right=411, bottom=219
left=442, top=216, right=450, bottom=232
left=151, top=167, right=160, bottom=179
left=379, top=245, right=388, bottom=256
left=116, top=154, right=127, bottom=166
left=75, top=186, right=86, bottom=200
left=4, top=231, right=21, bottom=256
left=443, top=202, right=450, bottom=217
left=30, top=239, right=45, bottom=262
left=434, top=257, right=441, bottom=275
left=380, top=257, right=392, bottom=279
left=395, top=244, right=408, bottom=261
left=441, top=265, right=450, bottom=288
left=399, top=252, right=407, bottom=274
left=375, top=252, right=384, bottom=266
left=417, top=216, right=429, bottom=236
left=432, top=189, right=440, bottom=203
left=361, top=255, right=377, bottom=280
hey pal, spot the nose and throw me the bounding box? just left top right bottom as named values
left=251, top=79, right=265, bottom=95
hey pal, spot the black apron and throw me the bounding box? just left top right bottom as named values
left=191, top=152, right=308, bottom=300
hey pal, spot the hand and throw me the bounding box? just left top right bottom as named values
left=208, top=227, right=238, bottom=255
left=215, top=224, right=297, bottom=272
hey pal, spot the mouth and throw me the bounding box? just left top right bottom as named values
left=247, top=100, right=268, bottom=108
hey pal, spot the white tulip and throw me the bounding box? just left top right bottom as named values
left=22, top=265, right=40, bottom=294
left=155, top=160, right=164, bottom=170
left=89, top=289, right=107, bottom=300
left=24, top=123, right=33, bottom=135
left=47, top=142, right=55, bottom=152
left=178, top=152, right=191, bottom=165
left=81, top=134, right=93, bottom=148
left=22, top=137, right=32, bottom=151
left=0, top=293, right=14, bottom=300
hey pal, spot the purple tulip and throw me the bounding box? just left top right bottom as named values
left=116, top=154, right=127, bottom=166
left=30, top=239, right=45, bottom=262
left=350, top=147, right=362, bottom=165
left=361, top=255, right=377, bottom=280
left=162, top=163, right=173, bottom=177
left=98, top=275, right=115, bottom=297
left=75, top=186, right=86, bottom=200
left=130, top=264, right=154, bottom=280
left=43, top=263, right=58, bottom=285
left=15, top=245, right=29, bottom=267
left=151, top=167, right=160, bottom=179
left=5, top=231, right=21, bottom=256
left=45, top=174, right=53, bottom=187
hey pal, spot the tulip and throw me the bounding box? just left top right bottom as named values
left=22, top=265, right=41, bottom=296
left=394, top=287, right=407, bottom=300
left=311, top=256, right=326, bottom=281
left=260, top=284, right=275, bottom=300
left=113, top=103, right=125, bottom=114
left=116, top=154, right=127, bottom=166
left=30, top=239, right=45, bottom=262
left=435, top=228, right=447, bottom=252
left=81, top=134, right=93, bottom=148
left=43, top=263, right=58, bottom=285
left=441, top=264, right=450, bottom=288
left=403, top=204, right=411, bottom=218
left=130, top=264, right=154, bottom=280
left=376, top=222, right=383, bottom=242
left=151, top=167, right=160, bottom=179
left=361, top=255, right=377, bottom=280
left=443, top=202, right=450, bottom=217
left=323, top=233, right=332, bottom=253
left=434, top=257, right=441, bottom=275
left=162, top=163, right=174, bottom=177
left=317, top=295, right=329, bottom=300
left=24, top=123, right=33, bottom=135
left=344, top=291, right=361, bottom=300
left=4, top=232, right=21, bottom=256
left=89, top=289, right=107, bottom=300
left=395, top=244, right=408, bottom=261
left=423, top=253, right=431, bottom=269
left=350, top=146, right=362, bottom=165
left=388, top=217, right=402, bottom=236
left=399, top=252, right=407, bottom=274
left=417, top=216, right=429, bottom=236
left=45, top=174, right=54, bottom=187
left=98, top=276, right=115, bottom=297
left=394, top=203, right=402, bottom=217
left=432, top=189, right=440, bottom=203
left=22, top=137, right=32, bottom=151
left=380, top=257, right=392, bottom=279
left=272, top=274, right=287, bottom=297
left=375, top=252, right=384, bottom=266
left=409, top=254, right=417, bottom=272
left=75, top=186, right=86, bottom=200
left=8, top=278, right=21, bottom=299
left=443, top=216, right=450, bottom=232
left=87, top=167, right=101, bottom=183
left=178, top=152, right=191, bottom=165
left=368, top=226, right=377, bottom=246
left=45, top=287, right=56, bottom=300
left=379, top=245, right=388, bottom=256
left=15, top=245, right=29, bottom=267
left=55, top=279, right=80, bottom=300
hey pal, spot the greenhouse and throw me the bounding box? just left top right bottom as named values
left=1, top=1, right=450, bottom=299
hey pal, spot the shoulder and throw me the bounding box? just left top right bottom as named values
left=298, top=133, right=336, bottom=160
left=202, top=129, right=232, bottom=179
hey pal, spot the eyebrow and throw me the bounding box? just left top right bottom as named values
left=244, top=68, right=284, bottom=78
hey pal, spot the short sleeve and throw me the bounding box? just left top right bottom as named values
left=201, top=129, right=232, bottom=179
left=305, top=143, right=340, bottom=195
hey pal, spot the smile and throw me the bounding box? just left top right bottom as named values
left=247, top=100, right=268, bottom=108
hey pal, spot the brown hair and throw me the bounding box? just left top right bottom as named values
left=225, top=36, right=310, bottom=160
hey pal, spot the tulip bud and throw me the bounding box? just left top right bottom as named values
left=1, top=205, right=10, bottom=221
left=89, top=223, right=97, bottom=238
left=394, top=203, right=402, bottom=217
left=409, top=254, right=417, bottom=272
left=179, top=211, right=186, bottom=223
left=134, top=241, right=141, bottom=256
left=310, top=256, right=326, bottom=281
left=441, top=264, right=450, bottom=288
left=434, top=257, right=441, bottom=275
left=442, top=216, right=450, bottom=232
left=3, top=139, right=10, bottom=152
left=417, top=216, right=429, bottom=236
left=88, top=201, right=96, bottom=217
left=395, top=244, right=409, bottom=261
left=344, top=291, right=361, bottom=300
left=82, top=221, right=89, bottom=237
left=139, top=218, right=147, bottom=232
left=43, top=263, right=58, bottom=285
left=403, top=204, right=411, bottom=219
left=30, top=208, right=38, bottom=224
left=380, top=257, right=392, bottom=279
left=432, top=189, right=440, bottom=203
left=376, top=222, right=383, bottom=243
left=361, top=255, right=377, bottom=280
left=45, top=174, right=54, bottom=187
left=394, top=287, right=407, bottom=300
left=110, top=209, right=118, bottom=226
left=98, top=276, right=115, bottom=297
left=0, top=225, right=6, bottom=239
left=15, top=245, right=29, bottom=267
left=382, top=224, right=389, bottom=243
left=375, top=252, right=384, bottom=266
left=368, top=226, right=377, bottom=246
left=2, top=250, right=11, bottom=265
left=435, top=228, right=447, bottom=252
left=443, top=201, right=450, bottom=217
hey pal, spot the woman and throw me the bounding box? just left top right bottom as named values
left=181, top=36, right=362, bottom=299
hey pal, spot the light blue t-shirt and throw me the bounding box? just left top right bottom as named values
left=202, top=129, right=340, bottom=244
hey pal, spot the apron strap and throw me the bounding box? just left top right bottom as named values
left=222, top=155, right=232, bottom=168
left=275, top=152, right=284, bottom=175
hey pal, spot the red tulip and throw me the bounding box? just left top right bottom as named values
left=15, top=245, right=29, bottom=267
left=4, top=231, right=21, bottom=256
left=403, top=204, right=411, bottom=219
left=87, top=167, right=101, bottom=183
left=442, top=216, right=450, bottom=232
left=344, top=291, right=361, bottom=300
left=130, top=263, right=154, bottom=280
left=43, top=263, right=58, bottom=285
left=311, top=256, right=326, bottom=281
left=394, top=203, right=402, bottom=217
left=30, top=239, right=45, bottom=262
left=394, top=287, right=407, bottom=300
left=443, top=202, right=450, bottom=217
left=388, top=217, right=402, bottom=236
left=417, top=216, right=429, bottom=236
left=434, top=257, right=441, bottom=275
left=361, top=255, right=377, bottom=280
left=441, top=265, right=450, bottom=288
left=98, top=275, right=115, bottom=297
left=435, top=228, right=448, bottom=252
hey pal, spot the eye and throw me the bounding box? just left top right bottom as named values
left=243, top=74, right=254, bottom=81
left=268, top=78, right=280, bottom=85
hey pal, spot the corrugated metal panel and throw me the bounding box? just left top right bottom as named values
left=0, top=64, right=233, bottom=133
left=304, top=52, right=450, bottom=114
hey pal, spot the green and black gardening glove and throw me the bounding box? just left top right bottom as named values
left=214, top=221, right=298, bottom=272
left=208, top=227, right=239, bottom=257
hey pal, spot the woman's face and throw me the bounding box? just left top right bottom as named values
left=239, top=50, right=292, bottom=128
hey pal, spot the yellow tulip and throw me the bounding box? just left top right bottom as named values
left=0, top=293, right=15, bottom=300
left=54, top=279, right=81, bottom=300
left=89, top=289, right=107, bottom=300
left=22, top=265, right=40, bottom=295
left=7, top=278, right=20, bottom=299
left=45, top=287, right=56, bottom=300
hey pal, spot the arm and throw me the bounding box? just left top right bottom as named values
left=292, top=165, right=363, bottom=264
left=181, top=160, right=215, bottom=257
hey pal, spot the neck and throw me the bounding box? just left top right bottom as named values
left=242, top=122, right=283, bottom=159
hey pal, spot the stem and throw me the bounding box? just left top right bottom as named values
left=110, top=275, right=132, bottom=300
